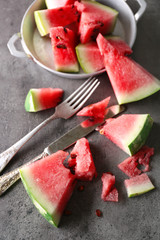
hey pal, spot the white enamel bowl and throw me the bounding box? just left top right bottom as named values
left=7, top=0, right=146, bottom=79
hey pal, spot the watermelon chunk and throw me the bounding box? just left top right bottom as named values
left=101, top=172, right=118, bottom=202
left=99, top=114, right=153, bottom=156
left=118, top=146, right=154, bottom=177
left=124, top=173, right=155, bottom=197
left=75, top=1, right=118, bottom=43
left=25, top=88, right=63, bottom=112
left=45, top=0, right=76, bottom=9
left=68, top=138, right=96, bottom=181
left=76, top=35, right=132, bottom=74
left=50, top=27, right=79, bottom=72
left=19, top=151, right=76, bottom=227
left=96, top=33, right=160, bottom=104
left=77, top=97, right=110, bottom=128
left=76, top=41, right=105, bottom=73
left=34, top=5, right=80, bottom=36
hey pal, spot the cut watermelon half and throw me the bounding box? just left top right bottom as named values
left=75, top=1, right=118, bottom=44
left=20, top=150, right=76, bottom=227
left=118, top=146, right=154, bottom=177
left=101, top=172, right=118, bottom=202
left=50, top=27, right=79, bottom=72
left=25, top=88, right=63, bottom=112
left=45, top=0, right=76, bottom=9
left=68, top=138, right=97, bottom=181
left=99, top=114, right=153, bottom=156
left=34, top=5, right=80, bottom=36
left=96, top=33, right=160, bottom=104
left=124, top=173, right=155, bottom=197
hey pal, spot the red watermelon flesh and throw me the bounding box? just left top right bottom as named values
left=75, top=1, right=118, bottom=43
left=68, top=138, right=97, bottom=181
left=96, top=34, right=160, bottom=104
left=19, top=150, right=76, bottom=227
left=118, top=146, right=154, bottom=178
left=34, top=5, right=80, bottom=36
left=101, top=172, right=118, bottom=202
left=24, top=88, right=63, bottom=112
left=124, top=173, right=155, bottom=197
left=50, top=27, right=79, bottom=72
left=99, top=114, right=153, bottom=156
left=77, top=97, right=110, bottom=128
left=97, top=34, right=132, bottom=56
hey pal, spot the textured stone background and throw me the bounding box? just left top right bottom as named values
left=0, top=0, right=160, bottom=239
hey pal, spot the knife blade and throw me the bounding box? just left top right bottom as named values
left=0, top=104, right=125, bottom=196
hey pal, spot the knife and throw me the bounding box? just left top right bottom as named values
left=0, top=105, right=125, bottom=196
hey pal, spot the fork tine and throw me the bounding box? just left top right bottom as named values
left=72, top=80, right=100, bottom=109
left=67, top=77, right=98, bottom=105
left=63, top=77, right=96, bottom=103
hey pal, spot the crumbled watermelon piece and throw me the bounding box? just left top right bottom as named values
left=68, top=138, right=97, bottom=181
left=101, top=172, right=118, bottom=202
left=118, top=146, right=154, bottom=177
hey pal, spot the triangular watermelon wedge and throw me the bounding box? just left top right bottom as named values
left=75, top=1, right=118, bottom=43
left=96, top=33, right=160, bottom=104
left=20, top=151, right=76, bottom=227
left=99, top=114, right=153, bottom=156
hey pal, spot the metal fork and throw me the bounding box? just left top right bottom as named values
left=0, top=77, right=100, bottom=173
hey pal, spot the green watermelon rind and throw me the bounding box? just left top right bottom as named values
left=34, top=11, right=50, bottom=36
left=20, top=169, right=60, bottom=227
left=117, top=77, right=160, bottom=105
left=125, top=174, right=155, bottom=198
left=25, top=89, right=41, bottom=112
left=126, top=114, right=153, bottom=156
left=55, top=62, right=79, bottom=73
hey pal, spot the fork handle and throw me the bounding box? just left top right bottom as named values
left=0, top=152, right=46, bottom=196
left=0, top=113, right=57, bottom=173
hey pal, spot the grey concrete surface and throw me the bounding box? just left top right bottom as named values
left=0, top=0, right=160, bottom=239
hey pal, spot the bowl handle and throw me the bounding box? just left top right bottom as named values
left=134, top=0, right=147, bottom=22
left=7, top=33, right=27, bottom=58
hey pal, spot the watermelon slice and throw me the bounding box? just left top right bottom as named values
left=50, top=27, right=79, bottom=72
left=124, top=173, right=155, bottom=197
left=96, top=33, right=160, bottom=104
left=77, top=97, right=110, bottom=128
left=101, top=172, right=118, bottom=202
left=68, top=138, right=96, bottom=181
left=45, top=0, right=75, bottom=9
left=25, top=88, right=63, bottom=112
left=76, top=35, right=132, bottom=74
left=76, top=41, right=105, bottom=73
left=75, top=1, right=118, bottom=44
left=99, top=114, right=153, bottom=156
left=118, top=146, right=154, bottom=177
left=34, top=5, right=80, bottom=36
left=19, top=150, right=76, bottom=227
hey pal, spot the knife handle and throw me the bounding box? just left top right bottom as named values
left=0, top=152, right=47, bottom=196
